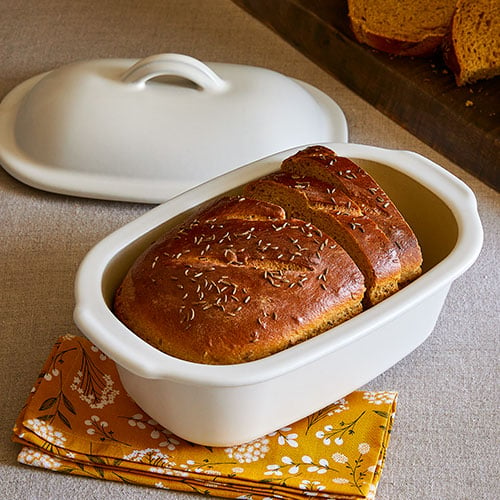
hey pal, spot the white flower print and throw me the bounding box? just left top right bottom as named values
left=84, top=415, right=110, bottom=436
left=332, top=445, right=376, bottom=495
left=264, top=464, right=283, bottom=476
left=282, top=455, right=299, bottom=474
left=315, top=410, right=366, bottom=446
left=329, top=398, right=349, bottom=414
left=159, top=432, right=181, bottom=451
left=299, top=479, right=326, bottom=495
left=332, top=477, right=349, bottom=484
left=70, top=371, right=119, bottom=409
left=154, top=482, right=169, bottom=489
left=305, top=398, right=350, bottom=434
left=165, top=469, right=189, bottom=478
left=85, top=416, right=99, bottom=435
left=125, top=414, right=180, bottom=450
left=358, top=442, right=370, bottom=455
left=268, top=427, right=299, bottom=448
left=43, top=367, right=60, bottom=382
left=225, top=437, right=270, bottom=463
left=179, top=459, right=222, bottom=475
left=332, top=452, right=348, bottom=464
left=82, top=414, right=129, bottom=445
left=267, top=455, right=336, bottom=477
left=91, top=344, right=108, bottom=361
left=69, top=343, right=119, bottom=409
left=123, top=448, right=176, bottom=470
left=150, top=466, right=168, bottom=474
left=127, top=413, right=146, bottom=429
left=18, top=447, right=61, bottom=469
left=303, top=456, right=329, bottom=474
left=362, top=391, right=395, bottom=405
left=26, top=419, right=66, bottom=447
left=315, top=425, right=334, bottom=445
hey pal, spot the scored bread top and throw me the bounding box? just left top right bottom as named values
left=113, top=196, right=365, bottom=365
left=245, top=171, right=401, bottom=306
left=281, top=146, right=422, bottom=285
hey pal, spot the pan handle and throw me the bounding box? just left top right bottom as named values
left=121, top=53, right=228, bottom=92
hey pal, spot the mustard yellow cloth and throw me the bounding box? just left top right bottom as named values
left=13, top=335, right=397, bottom=499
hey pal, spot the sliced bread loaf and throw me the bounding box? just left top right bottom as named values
left=245, top=172, right=402, bottom=306
left=281, top=146, right=423, bottom=286
left=347, top=0, right=457, bottom=56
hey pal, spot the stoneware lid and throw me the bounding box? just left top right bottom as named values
left=0, top=54, right=348, bottom=203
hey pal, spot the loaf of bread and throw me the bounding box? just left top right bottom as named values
left=347, top=0, right=500, bottom=86
left=442, top=0, right=500, bottom=86
left=113, top=147, right=422, bottom=365
left=114, top=196, right=365, bottom=364
left=347, top=0, right=457, bottom=57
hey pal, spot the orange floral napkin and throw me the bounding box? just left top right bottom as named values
left=13, top=335, right=397, bottom=499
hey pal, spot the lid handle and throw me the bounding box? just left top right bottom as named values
left=121, top=53, right=228, bottom=92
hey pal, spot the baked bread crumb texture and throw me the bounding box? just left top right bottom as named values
left=114, top=146, right=422, bottom=365
left=347, top=0, right=500, bottom=85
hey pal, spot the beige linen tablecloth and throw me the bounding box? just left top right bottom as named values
left=1, top=1, right=498, bottom=499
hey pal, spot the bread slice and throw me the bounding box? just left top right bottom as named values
left=442, top=0, right=500, bottom=85
left=245, top=172, right=401, bottom=306
left=114, top=196, right=365, bottom=364
left=348, top=0, right=457, bottom=56
left=281, top=146, right=422, bottom=286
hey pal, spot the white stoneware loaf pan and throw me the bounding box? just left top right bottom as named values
left=74, top=142, right=483, bottom=446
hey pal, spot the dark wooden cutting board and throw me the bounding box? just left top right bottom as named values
left=233, top=0, right=499, bottom=191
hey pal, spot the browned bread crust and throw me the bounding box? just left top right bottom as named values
left=347, top=0, right=457, bottom=57
left=349, top=22, right=446, bottom=57
left=281, top=146, right=422, bottom=285
left=244, top=172, right=401, bottom=306
left=114, top=196, right=365, bottom=365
